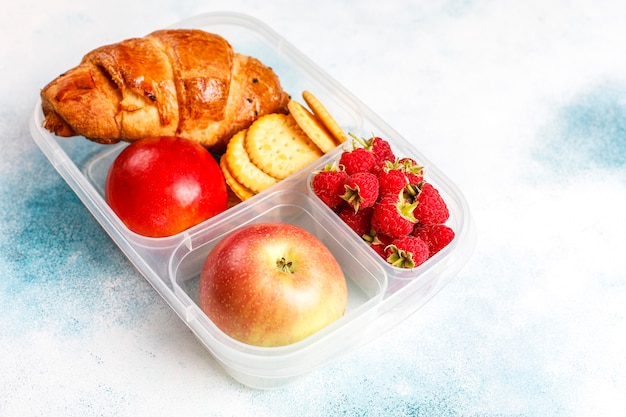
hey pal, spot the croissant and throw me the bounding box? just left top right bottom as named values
left=40, top=29, right=290, bottom=151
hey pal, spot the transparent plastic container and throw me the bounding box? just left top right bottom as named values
left=29, top=11, right=477, bottom=389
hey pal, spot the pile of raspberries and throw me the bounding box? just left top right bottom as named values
left=311, top=134, right=454, bottom=269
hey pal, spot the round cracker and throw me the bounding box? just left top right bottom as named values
left=225, top=129, right=278, bottom=194
left=244, top=113, right=323, bottom=180
left=288, top=99, right=337, bottom=153
left=219, top=155, right=255, bottom=201
left=302, top=90, right=348, bottom=144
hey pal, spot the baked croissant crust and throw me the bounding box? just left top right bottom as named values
left=40, top=29, right=290, bottom=151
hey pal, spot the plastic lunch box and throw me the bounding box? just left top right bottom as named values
left=30, top=12, right=477, bottom=389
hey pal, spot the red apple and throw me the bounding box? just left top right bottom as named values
left=105, top=136, right=228, bottom=237
left=198, top=222, right=348, bottom=347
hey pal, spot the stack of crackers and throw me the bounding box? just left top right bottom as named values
left=220, top=90, right=347, bottom=202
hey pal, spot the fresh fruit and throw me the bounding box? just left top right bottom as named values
left=349, top=133, right=396, bottom=164
left=363, top=229, right=392, bottom=260
left=309, top=133, right=454, bottom=269
left=413, top=223, right=455, bottom=256
left=371, top=190, right=418, bottom=238
left=198, top=222, right=348, bottom=347
left=397, top=157, right=424, bottom=184
left=339, top=146, right=376, bottom=175
left=414, top=182, right=450, bottom=225
left=311, top=163, right=349, bottom=210
left=338, top=205, right=374, bottom=237
left=376, top=162, right=411, bottom=196
left=105, top=136, right=228, bottom=237
left=386, top=235, right=430, bottom=269
left=341, top=172, right=379, bottom=212
left=367, top=137, right=395, bottom=164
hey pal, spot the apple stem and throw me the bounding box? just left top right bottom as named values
left=276, top=257, right=294, bottom=274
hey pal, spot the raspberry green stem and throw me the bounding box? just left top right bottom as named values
left=386, top=245, right=416, bottom=269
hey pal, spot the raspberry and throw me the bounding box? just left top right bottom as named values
left=363, top=229, right=392, bottom=260
left=311, top=163, right=349, bottom=210
left=412, top=223, right=455, bottom=256
left=386, top=235, right=430, bottom=268
left=339, top=147, right=376, bottom=175
left=371, top=191, right=417, bottom=238
left=406, top=172, right=423, bottom=185
left=365, top=136, right=395, bottom=164
left=398, top=157, right=422, bottom=170
left=376, top=161, right=410, bottom=196
left=349, top=133, right=396, bottom=164
left=370, top=244, right=387, bottom=259
left=313, top=131, right=455, bottom=269
left=398, top=157, right=424, bottom=184
left=370, top=137, right=395, bottom=164
left=370, top=160, right=387, bottom=177
left=341, top=172, right=379, bottom=212
left=414, top=182, right=450, bottom=224
left=338, top=205, right=373, bottom=237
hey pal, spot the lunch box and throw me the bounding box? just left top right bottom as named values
left=30, top=11, right=476, bottom=389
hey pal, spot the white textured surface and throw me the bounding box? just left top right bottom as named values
left=2, top=0, right=626, bottom=415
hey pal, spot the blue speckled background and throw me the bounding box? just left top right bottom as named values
left=2, top=0, right=626, bottom=416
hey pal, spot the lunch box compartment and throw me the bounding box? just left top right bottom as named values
left=29, top=11, right=476, bottom=389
